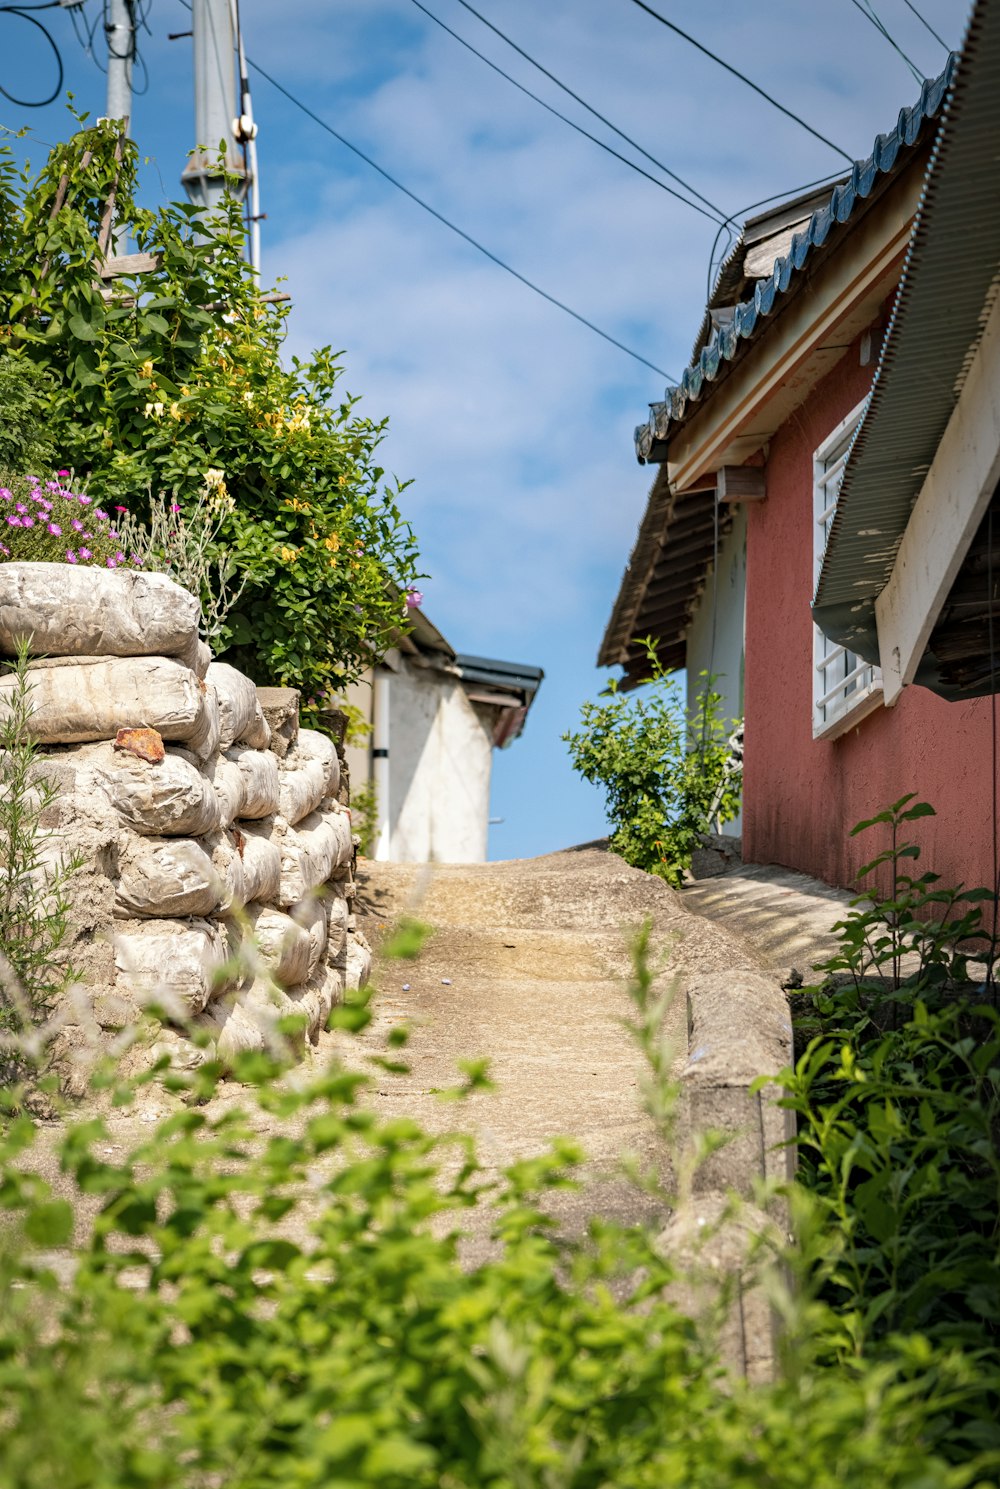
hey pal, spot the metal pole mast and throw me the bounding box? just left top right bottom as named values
left=181, top=0, right=245, bottom=213
left=104, top=0, right=135, bottom=127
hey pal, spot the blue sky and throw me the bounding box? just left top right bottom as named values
left=0, top=0, right=970, bottom=858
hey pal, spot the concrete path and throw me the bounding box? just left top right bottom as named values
left=344, top=847, right=768, bottom=1253
left=681, top=862, right=853, bottom=980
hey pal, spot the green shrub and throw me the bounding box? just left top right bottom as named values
left=0, top=642, right=82, bottom=1079
left=773, top=797, right=1000, bottom=1467
left=0, top=119, right=421, bottom=694
left=563, top=640, right=741, bottom=887
left=1, top=914, right=994, bottom=1486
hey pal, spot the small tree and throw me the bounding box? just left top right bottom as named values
left=563, top=641, right=741, bottom=887
left=0, top=118, right=422, bottom=697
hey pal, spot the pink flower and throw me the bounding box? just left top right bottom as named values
left=170, top=503, right=182, bottom=514
left=71, top=518, right=84, bottom=532
left=21, top=517, right=34, bottom=528
left=7, top=515, right=21, bottom=527
left=106, top=556, right=117, bottom=569
left=57, top=469, right=69, bottom=479
left=0, top=543, right=8, bottom=556
left=95, top=509, right=108, bottom=521
left=404, top=589, right=424, bottom=609
left=78, top=547, right=92, bottom=560
left=77, top=495, right=91, bottom=506
left=0, top=488, right=10, bottom=499
left=115, top=505, right=128, bottom=514
left=15, top=504, right=26, bottom=514
left=47, top=522, right=62, bottom=536
left=115, top=551, right=125, bottom=564
left=45, top=481, right=59, bottom=492
left=66, top=550, right=78, bottom=564
left=131, top=556, right=143, bottom=567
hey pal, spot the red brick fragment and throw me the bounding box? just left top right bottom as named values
left=113, top=727, right=165, bottom=764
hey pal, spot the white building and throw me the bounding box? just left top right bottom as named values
left=343, top=608, right=542, bottom=864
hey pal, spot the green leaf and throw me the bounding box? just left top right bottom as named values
left=24, top=1198, right=74, bottom=1246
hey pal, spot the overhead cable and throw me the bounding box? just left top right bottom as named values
left=703, top=170, right=849, bottom=301
left=240, top=53, right=679, bottom=382
left=626, top=0, right=854, bottom=164
left=846, top=0, right=924, bottom=82
left=898, top=0, right=948, bottom=50
left=449, top=0, right=728, bottom=222
left=0, top=0, right=64, bottom=107
left=407, top=0, right=726, bottom=225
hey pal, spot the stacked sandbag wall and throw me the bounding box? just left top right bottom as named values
left=0, top=562, right=372, bottom=1076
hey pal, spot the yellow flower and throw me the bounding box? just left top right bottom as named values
left=324, top=533, right=340, bottom=553
left=140, top=358, right=154, bottom=378
left=328, top=556, right=337, bottom=570
left=169, top=402, right=182, bottom=421
left=279, top=545, right=298, bottom=564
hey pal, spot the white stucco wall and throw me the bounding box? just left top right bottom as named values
left=343, top=660, right=495, bottom=863
left=388, top=662, right=494, bottom=862
left=686, top=503, right=747, bottom=832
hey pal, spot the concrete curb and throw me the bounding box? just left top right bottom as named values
left=665, top=968, right=796, bottom=1381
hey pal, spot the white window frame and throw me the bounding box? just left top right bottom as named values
left=812, top=399, right=883, bottom=739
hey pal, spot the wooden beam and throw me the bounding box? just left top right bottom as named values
left=97, top=252, right=162, bottom=279
left=875, top=287, right=1000, bottom=706
left=716, top=465, right=766, bottom=502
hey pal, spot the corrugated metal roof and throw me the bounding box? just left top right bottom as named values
left=813, top=0, right=1000, bottom=692
left=634, top=55, right=957, bottom=465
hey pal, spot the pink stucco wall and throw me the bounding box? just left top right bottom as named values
left=742, top=330, right=997, bottom=894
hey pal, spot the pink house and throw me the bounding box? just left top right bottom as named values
left=602, top=8, right=1000, bottom=896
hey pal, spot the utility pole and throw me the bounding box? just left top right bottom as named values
left=181, top=0, right=246, bottom=215
left=104, top=0, right=135, bottom=127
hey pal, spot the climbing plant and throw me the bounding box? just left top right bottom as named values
left=0, top=117, right=421, bottom=694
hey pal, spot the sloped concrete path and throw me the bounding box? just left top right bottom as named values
left=345, top=847, right=767, bottom=1244
left=682, top=862, right=853, bottom=978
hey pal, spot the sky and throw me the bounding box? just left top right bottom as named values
left=0, top=0, right=972, bottom=859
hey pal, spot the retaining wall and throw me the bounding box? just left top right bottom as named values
left=0, top=562, right=372, bottom=1080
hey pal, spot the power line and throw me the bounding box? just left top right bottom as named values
left=407, top=0, right=727, bottom=226
left=898, top=0, right=948, bottom=50
left=846, top=0, right=924, bottom=82
left=449, top=0, right=728, bottom=223
left=626, top=0, right=855, bottom=164
left=243, top=53, right=679, bottom=382
left=704, top=170, right=849, bottom=301
left=0, top=1, right=64, bottom=107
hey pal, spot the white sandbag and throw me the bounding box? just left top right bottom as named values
left=0, top=563, right=199, bottom=660
left=260, top=808, right=352, bottom=908
left=238, top=830, right=281, bottom=905
left=114, top=917, right=230, bottom=1017
left=97, top=744, right=221, bottom=837
left=185, top=681, right=221, bottom=763
left=205, top=753, right=244, bottom=827
left=244, top=905, right=312, bottom=987
left=207, top=662, right=271, bottom=750
left=345, top=931, right=373, bottom=993
left=277, top=756, right=329, bottom=826
left=291, top=895, right=328, bottom=979
left=292, top=728, right=340, bottom=797
left=226, top=746, right=279, bottom=819
left=325, top=886, right=349, bottom=959
left=115, top=835, right=223, bottom=919
left=285, top=965, right=341, bottom=1044
left=0, top=655, right=211, bottom=746
left=205, top=830, right=246, bottom=915
left=196, top=998, right=265, bottom=1065
left=236, top=977, right=299, bottom=1051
